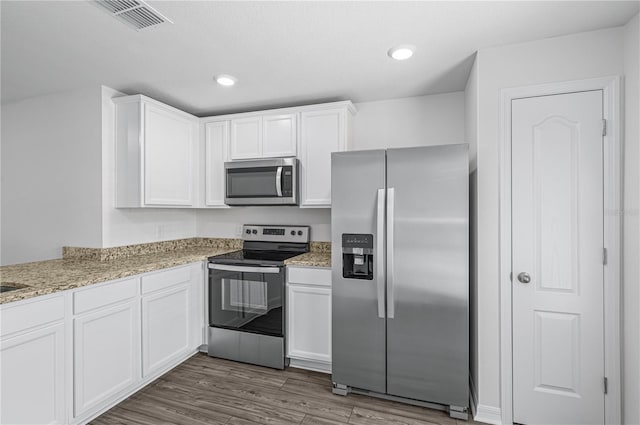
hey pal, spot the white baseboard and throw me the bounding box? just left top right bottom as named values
left=288, top=357, right=331, bottom=374
left=470, top=374, right=503, bottom=425
left=474, top=405, right=503, bottom=425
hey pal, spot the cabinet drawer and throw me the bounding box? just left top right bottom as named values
left=0, top=295, right=65, bottom=337
left=73, top=277, right=137, bottom=315
left=141, top=265, right=192, bottom=295
left=287, top=267, right=331, bottom=287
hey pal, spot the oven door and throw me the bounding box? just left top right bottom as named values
left=208, top=263, right=285, bottom=337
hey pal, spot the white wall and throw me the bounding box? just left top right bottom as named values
left=352, top=92, right=465, bottom=150
left=101, top=87, right=197, bottom=248
left=197, top=207, right=331, bottom=241
left=623, top=13, right=639, bottom=425
left=1, top=88, right=103, bottom=265
left=473, top=26, right=626, bottom=416
left=195, top=93, right=466, bottom=241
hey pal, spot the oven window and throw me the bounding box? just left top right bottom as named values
left=227, top=167, right=278, bottom=198
left=223, top=278, right=268, bottom=313
left=209, top=268, right=284, bottom=336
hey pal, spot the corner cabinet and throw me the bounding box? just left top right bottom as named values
left=299, top=103, right=355, bottom=207
left=114, top=95, right=199, bottom=208
left=286, top=266, right=332, bottom=373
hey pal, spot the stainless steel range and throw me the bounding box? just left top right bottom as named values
left=207, top=224, right=310, bottom=369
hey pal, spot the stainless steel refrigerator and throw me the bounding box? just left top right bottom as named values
left=331, top=144, right=469, bottom=420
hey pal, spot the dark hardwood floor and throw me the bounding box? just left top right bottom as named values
left=91, top=353, right=476, bottom=425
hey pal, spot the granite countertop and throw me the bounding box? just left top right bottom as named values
left=0, top=246, right=236, bottom=305
left=285, top=251, right=331, bottom=268
left=0, top=238, right=332, bottom=305
left=285, top=241, right=331, bottom=268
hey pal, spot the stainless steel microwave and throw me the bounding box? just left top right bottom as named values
left=224, top=158, right=298, bottom=206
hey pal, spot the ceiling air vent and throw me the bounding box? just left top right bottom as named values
left=93, top=0, right=173, bottom=31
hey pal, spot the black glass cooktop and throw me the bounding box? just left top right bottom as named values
left=208, top=249, right=302, bottom=266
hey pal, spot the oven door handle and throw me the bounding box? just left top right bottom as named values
left=275, top=166, right=283, bottom=197
left=208, top=263, right=281, bottom=274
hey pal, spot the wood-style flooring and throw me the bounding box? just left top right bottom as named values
left=91, top=353, right=477, bottom=425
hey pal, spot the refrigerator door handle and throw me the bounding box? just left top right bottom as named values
left=376, top=188, right=386, bottom=319
left=386, top=187, right=395, bottom=319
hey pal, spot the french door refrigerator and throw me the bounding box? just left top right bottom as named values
left=331, top=144, right=469, bottom=420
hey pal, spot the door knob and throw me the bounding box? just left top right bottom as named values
left=517, top=272, right=531, bottom=284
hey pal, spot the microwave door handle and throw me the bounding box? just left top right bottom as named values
left=275, top=166, right=283, bottom=197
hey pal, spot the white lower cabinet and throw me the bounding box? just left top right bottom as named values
left=0, top=262, right=205, bottom=425
left=73, top=299, right=139, bottom=417
left=141, top=283, right=191, bottom=377
left=286, top=266, right=332, bottom=373
left=1, top=321, right=66, bottom=424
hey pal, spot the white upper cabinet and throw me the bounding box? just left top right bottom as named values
left=299, top=104, right=355, bottom=207
left=262, top=113, right=297, bottom=158
left=115, top=95, right=198, bottom=208
left=229, top=113, right=297, bottom=160
left=230, top=116, right=262, bottom=159
left=204, top=121, right=229, bottom=207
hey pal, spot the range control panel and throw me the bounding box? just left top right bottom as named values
left=242, top=225, right=310, bottom=243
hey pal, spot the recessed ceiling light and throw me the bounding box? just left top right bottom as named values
left=388, top=45, right=415, bottom=61
left=215, top=75, right=237, bottom=86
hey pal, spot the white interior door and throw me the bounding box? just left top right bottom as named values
left=512, top=90, right=604, bottom=425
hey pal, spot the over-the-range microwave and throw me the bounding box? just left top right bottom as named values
left=224, top=157, right=298, bottom=206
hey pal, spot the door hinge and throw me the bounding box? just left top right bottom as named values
left=604, top=377, right=608, bottom=394
left=603, top=248, right=608, bottom=266
left=602, top=119, right=607, bottom=137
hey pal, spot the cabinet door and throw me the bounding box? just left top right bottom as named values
left=230, top=116, right=262, bottom=159
left=262, top=113, right=297, bottom=158
left=286, top=284, right=331, bottom=363
left=143, top=102, right=196, bottom=206
left=141, top=283, right=191, bottom=378
left=73, top=301, right=139, bottom=417
left=0, top=323, right=65, bottom=425
left=205, top=121, right=230, bottom=207
left=299, top=108, right=346, bottom=207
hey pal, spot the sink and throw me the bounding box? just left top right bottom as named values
left=0, top=283, right=28, bottom=293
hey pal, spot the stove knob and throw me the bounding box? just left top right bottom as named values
left=245, top=229, right=251, bottom=235
left=290, top=230, right=296, bottom=236
left=297, top=231, right=303, bottom=236
left=252, top=229, right=257, bottom=235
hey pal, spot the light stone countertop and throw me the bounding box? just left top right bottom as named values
left=284, top=251, right=331, bottom=268
left=0, top=246, right=236, bottom=305
left=0, top=238, right=332, bottom=305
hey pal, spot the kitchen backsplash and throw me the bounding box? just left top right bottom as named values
left=64, top=238, right=330, bottom=261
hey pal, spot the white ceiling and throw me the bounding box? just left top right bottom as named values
left=1, top=1, right=638, bottom=116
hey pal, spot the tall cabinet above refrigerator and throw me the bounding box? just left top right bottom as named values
left=331, top=144, right=469, bottom=419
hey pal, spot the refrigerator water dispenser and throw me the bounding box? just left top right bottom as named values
left=341, top=233, right=373, bottom=280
